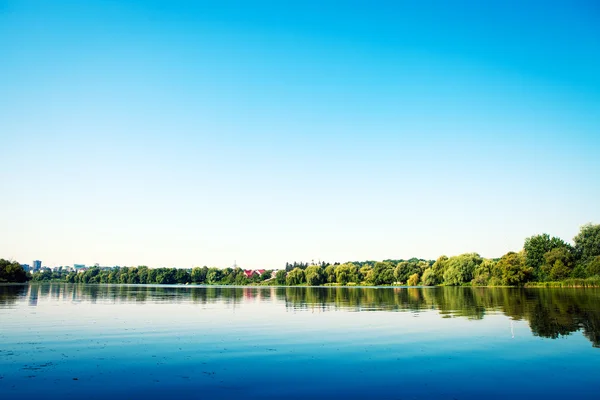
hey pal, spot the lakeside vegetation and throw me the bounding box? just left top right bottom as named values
left=0, top=259, right=29, bottom=283
left=2, top=223, right=599, bottom=287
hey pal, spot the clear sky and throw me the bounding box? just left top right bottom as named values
left=1, top=1, right=599, bottom=269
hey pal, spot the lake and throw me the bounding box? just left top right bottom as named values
left=1, top=284, right=600, bottom=399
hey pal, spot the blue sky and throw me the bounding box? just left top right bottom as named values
left=1, top=1, right=599, bottom=268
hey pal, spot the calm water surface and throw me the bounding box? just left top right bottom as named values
left=1, top=284, right=600, bottom=399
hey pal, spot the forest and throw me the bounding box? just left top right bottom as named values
left=3, top=223, right=600, bottom=287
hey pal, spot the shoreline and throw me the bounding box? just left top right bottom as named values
left=3, top=282, right=600, bottom=289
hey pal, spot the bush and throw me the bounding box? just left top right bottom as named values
left=471, top=272, right=490, bottom=286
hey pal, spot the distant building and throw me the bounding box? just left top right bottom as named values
left=32, top=260, right=42, bottom=271
left=22, top=264, right=30, bottom=272
left=243, top=269, right=268, bottom=279
left=74, top=264, right=85, bottom=270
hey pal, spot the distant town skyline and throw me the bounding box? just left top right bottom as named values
left=2, top=1, right=599, bottom=269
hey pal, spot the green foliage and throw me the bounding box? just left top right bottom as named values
left=420, top=268, right=437, bottom=286
left=549, top=260, right=571, bottom=281
left=371, top=262, right=395, bottom=285
left=275, top=270, right=287, bottom=284
left=497, top=252, right=532, bottom=286
left=305, top=266, right=324, bottom=286
left=430, top=256, right=448, bottom=284
left=206, top=268, right=222, bottom=284
left=471, top=273, right=490, bottom=286
left=573, top=223, right=600, bottom=263
left=394, top=261, right=420, bottom=284
left=571, top=264, right=587, bottom=279
left=443, top=253, right=482, bottom=285
left=471, top=259, right=497, bottom=286
left=359, top=266, right=373, bottom=284
left=524, top=234, right=569, bottom=281
left=286, top=268, right=305, bottom=286
left=0, top=259, right=30, bottom=283
left=488, top=277, right=503, bottom=286
left=324, top=265, right=336, bottom=284
left=587, top=256, right=600, bottom=277
left=191, top=267, right=208, bottom=283
left=407, top=273, right=420, bottom=286
left=537, top=246, right=574, bottom=281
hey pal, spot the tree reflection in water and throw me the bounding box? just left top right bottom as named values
left=2, top=283, right=599, bottom=347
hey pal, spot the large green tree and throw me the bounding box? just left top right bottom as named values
left=394, top=261, right=420, bottom=284
left=275, top=269, right=287, bottom=284
left=286, top=268, right=305, bottom=285
left=443, top=253, right=482, bottom=285
left=305, top=265, right=324, bottom=286
left=524, top=234, right=569, bottom=280
left=420, top=268, right=437, bottom=286
left=430, top=256, right=448, bottom=284
left=573, top=223, right=600, bottom=263
left=497, top=252, right=532, bottom=286
left=323, top=265, right=336, bottom=284
left=0, top=259, right=29, bottom=283
left=587, top=256, right=600, bottom=277
left=191, top=267, right=208, bottom=284
left=372, top=262, right=395, bottom=285
left=542, top=247, right=574, bottom=280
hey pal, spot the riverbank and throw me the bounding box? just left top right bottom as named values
left=524, top=277, right=600, bottom=288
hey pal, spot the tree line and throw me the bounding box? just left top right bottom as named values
left=32, top=266, right=275, bottom=285
left=4, top=223, right=600, bottom=286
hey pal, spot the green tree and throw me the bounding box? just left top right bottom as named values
left=394, top=261, right=422, bottom=284
left=497, top=252, right=532, bottom=286
left=138, top=266, right=149, bottom=284
left=275, top=269, right=287, bottom=285
left=372, top=262, right=395, bottom=285
left=524, top=233, right=569, bottom=280
left=260, top=270, right=273, bottom=282
left=443, top=253, right=483, bottom=285
left=430, top=256, right=448, bottom=284
left=286, top=268, right=305, bottom=285
left=175, top=268, right=191, bottom=284
left=206, top=268, right=222, bottom=284
left=420, top=268, right=437, bottom=286
left=147, top=268, right=158, bottom=283
left=550, top=260, right=571, bottom=281
left=407, top=273, right=420, bottom=286
left=587, top=256, right=600, bottom=277
left=542, top=247, right=574, bottom=279
left=335, top=264, right=352, bottom=285
left=471, top=259, right=496, bottom=286
left=305, top=265, right=324, bottom=286
left=360, top=266, right=373, bottom=284
left=573, top=223, right=600, bottom=263
left=191, top=267, right=208, bottom=284
left=324, top=265, right=336, bottom=284
left=0, top=259, right=29, bottom=283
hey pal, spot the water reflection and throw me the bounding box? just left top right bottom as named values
left=2, top=284, right=600, bottom=347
